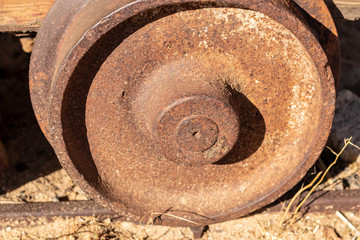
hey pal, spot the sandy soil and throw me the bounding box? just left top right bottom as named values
left=1, top=211, right=360, bottom=239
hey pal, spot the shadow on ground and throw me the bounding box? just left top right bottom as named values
left=0, top=33, right=61, bottom=194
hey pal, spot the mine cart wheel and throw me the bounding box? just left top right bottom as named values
left=30, top=0, right=339, bottom=226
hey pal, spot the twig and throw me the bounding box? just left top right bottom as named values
left=317, top=158, right=333, bottom=182
left=143, top=207, right=201, bottom=226
left=152, top=212, right=200, bottom=225
left=278, top=171, right=322, bottom=227
left=290, top=138, right=353, bottom=223
left=349, top=142, right=360, bottom=151
left=254, top=217, right=265, bottom=236
left=280, top=137, right=357, bottom=229
left=336, top=211, right=358, bottom=232
left=336, top=211, right=360, bottom=240
left=154, top=227, right=172, bottom=240
left=0, top=200, right=22, bottom=204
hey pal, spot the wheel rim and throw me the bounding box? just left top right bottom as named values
left=30, top=0, right=337, bottom=226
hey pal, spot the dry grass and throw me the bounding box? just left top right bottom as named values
left=279, top=137, right=360, bottom=230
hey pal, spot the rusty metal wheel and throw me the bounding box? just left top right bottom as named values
left=30, top=0, right=339, bottom=226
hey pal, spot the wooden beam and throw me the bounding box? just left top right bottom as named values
left=0, top=0, right=359, bottom=32
left=0, top=0, right=55, bottom=32
left=332, top=0, right=360, bottom=20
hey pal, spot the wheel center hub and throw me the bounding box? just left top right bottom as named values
left=155, top=95, right=239, bottom=166
left=175, top=115, right=219, bottom=152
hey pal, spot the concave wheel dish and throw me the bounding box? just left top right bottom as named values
left=30, top=0, right=338, bottom=226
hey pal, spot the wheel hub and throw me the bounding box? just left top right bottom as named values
left=156, top=95, right=239, bottom=166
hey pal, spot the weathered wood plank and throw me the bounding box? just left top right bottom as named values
left=0, top=0, right=55, bottom=32
left=0, top=0, right=359, bottom=32
left=333, top=0, right=360, bottom=20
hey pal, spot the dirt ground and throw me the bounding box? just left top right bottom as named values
left=1, top=212, right=360, bottom=240
left=0, top=7, right=360, bottom=240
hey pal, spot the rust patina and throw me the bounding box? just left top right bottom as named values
left=29, top=0, right=339, bottom=226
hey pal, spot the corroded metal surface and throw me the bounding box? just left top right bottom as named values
left=294, top=0, right=341, bottom=86
left=155, top=96, right=239, bottom=166
left=29, top=0, right=339, bottom=226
